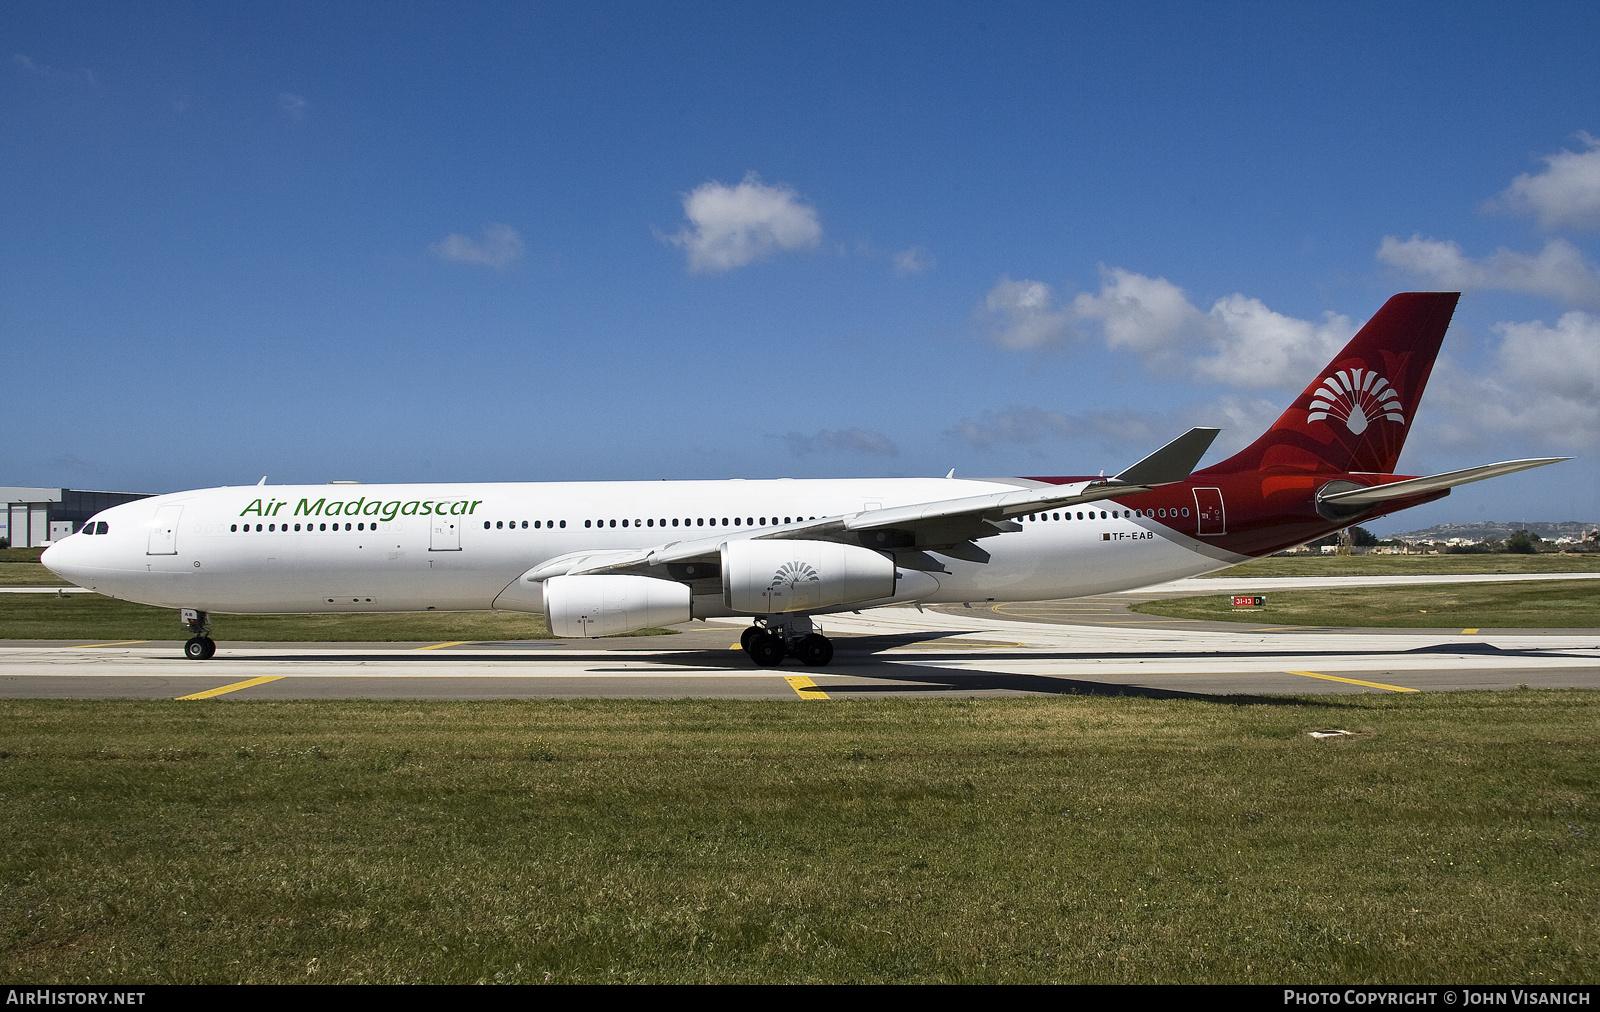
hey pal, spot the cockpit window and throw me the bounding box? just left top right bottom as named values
left=95, top=521, right=108, bottom=535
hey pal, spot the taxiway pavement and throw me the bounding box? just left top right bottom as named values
left=1, top=603, right=1594, bottom=701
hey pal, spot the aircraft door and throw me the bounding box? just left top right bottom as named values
left=147, top=505, right=182, bottom=555
left=1193, top=488, right=1225, bottom=536
left=430, top=517, right=461, bottom=551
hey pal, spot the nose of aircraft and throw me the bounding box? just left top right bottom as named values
left=40, top=535, right=90, bottom=586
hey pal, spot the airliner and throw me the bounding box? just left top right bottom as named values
left=42, top=292, right=1564, bottom=665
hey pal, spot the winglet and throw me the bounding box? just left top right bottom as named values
left=1113, top=428, right=1221, bottom=486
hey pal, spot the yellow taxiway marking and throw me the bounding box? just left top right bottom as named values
left=69, top=640, right=148, bottom=649
left=783, top=675, right=830, bottom=700
left=414, top=640, right=470, bottom=651
left=176, top=675, right=285, bottom=700
left=1462, top=628, right=1479, bottom=634
left=1286, top=670, right=1418, bottom=693
left=887, top=639, right=1025, bottom=650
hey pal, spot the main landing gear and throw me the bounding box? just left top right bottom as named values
left=740, top=616, right=834, bottom=668
left=181, top=608, right=216, bottom=660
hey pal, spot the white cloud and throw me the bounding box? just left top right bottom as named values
left=431, top=223, right=525, bottom=269
left=1195, top=295, right=1354, bottom=388
left=278, top=92, right=306, bottom=120
left=975, top=264, right=1598, bottom=457
left=980, top=267, right=1355, bottom=389
left=666, top=173, right=822, bottom=272
left=1490, top=132, right=1600, bottom=230
left=1495, top=310, right=1600, bottom=405
left=893, top=246, right=931, bottom=276
left=1372, top=311, right=1600, bottom=452
left=1070, top=267, right=1202, bottom=358
left=1377, top=235, right=1600, bottom=308
left=978, top=277, right=1073, bottom=350
left=13, top=53, right=95, bottom=86
left=783, top=427, right=898, bottom=457
left=946, top=408, right=1080, bottom=449
left=946, top=398, right=1272, bottom=461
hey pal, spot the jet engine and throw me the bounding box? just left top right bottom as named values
left=542, top=574, right=692, bottom=638
left=721, top=540, right=897, bottom=613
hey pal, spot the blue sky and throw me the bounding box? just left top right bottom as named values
left=4, top=1, right=1597, bottom=532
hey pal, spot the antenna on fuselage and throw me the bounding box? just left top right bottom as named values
left=257, top=476, right=267, bottom=485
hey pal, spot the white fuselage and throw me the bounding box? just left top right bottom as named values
left=41, top=477, right=1240, bottom=618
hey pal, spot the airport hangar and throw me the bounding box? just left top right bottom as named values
left=1, top=487, right=152, bottom=548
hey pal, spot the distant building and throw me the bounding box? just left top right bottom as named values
left=1, top=487, right=154, bottom=548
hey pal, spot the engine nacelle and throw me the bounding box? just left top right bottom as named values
left=542, top=574, right=692, bottom=638
left=721, top=540, right=897, bottom=613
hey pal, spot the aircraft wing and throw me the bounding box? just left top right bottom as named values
left=525, top=428, right=1221, bottom=581
left=1317, top=457, right=1569, bottom=507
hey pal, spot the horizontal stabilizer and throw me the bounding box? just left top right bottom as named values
left=1318, top=457, right=1570, bottom=507
left=1114, top=427, right=1221, bottom=486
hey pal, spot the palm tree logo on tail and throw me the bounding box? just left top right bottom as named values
left=1306, top=367, right=1405, bottom=434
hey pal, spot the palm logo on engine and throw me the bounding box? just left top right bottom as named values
left=769, top=561, right=822, bottom=592
left=1306, top=367, right=1405, bottom=435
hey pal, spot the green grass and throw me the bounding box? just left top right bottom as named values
left=0, top=693, right=1594, bottom=983
left=1200, top=554, right=1600, bottom=578
left=1135, top=579, right=1600, bottom=628
left=0, top=547, right=69, bottom=586
left=0, top=594, right=674, bottom=641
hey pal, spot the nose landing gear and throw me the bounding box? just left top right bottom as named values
left=739, top=616, right=834, bottom=667
left=181, top=608, right=216, bottom=660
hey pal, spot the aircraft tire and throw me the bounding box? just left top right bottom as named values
left=740, top=625, right=761, bottom=653
left=184, top=637, right=210, bottom=661
left=797, top=634, right=833, bottom=666
left=200, top=637, right=216, bottom=659
left=749, top=632, right=785, bottom=667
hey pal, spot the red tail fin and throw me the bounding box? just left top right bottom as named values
left=1202, top=292, right=1459, bottom=476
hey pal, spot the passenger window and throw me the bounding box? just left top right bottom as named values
left=609, top=519, right=616, bottom=528
left=1182, top=508, right=1190, bottom=517
left=622, top=519, right=628, bottom=528
left=230, top=524, right=238, bottom=532
left=485, top=522, right=491, bottom=529
left=647, top=519, right=654, bottom=527
left=672, top=519, right=679, bottom=527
